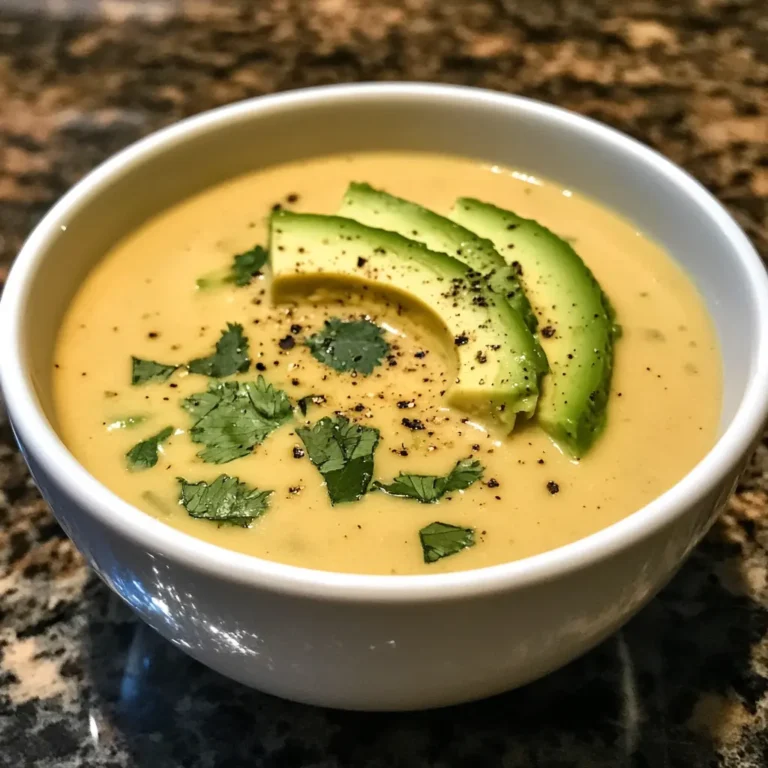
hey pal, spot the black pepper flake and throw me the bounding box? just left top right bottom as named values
left=148, top=331, right=159, bottom=339
left=547, top=481, right=560, bottom=495
left=256, top=362, right=267, bottom=371
left=292, top=446, right=305, bottom=459
left=353, top=403, right=365, bottom=412
left=472, top=444, right=481, bottom=451
left=279, top=335, right=296, bottom=350
left=414, top=350, right=427, bottom=359
left=291, top=378, right=300, bottom=386
left=537, top=459, right=545, bottom=465
left=288, top=486, right=301, bottom=494
left=487, top=478, right=500, bottom=488
left=401, top=417, right=425, bottom=431
left=541, top=326, right=555, bottom=338
left=271, top=202, right=282, bottom=212
left=357, top=257, right=368, bottom=268
left=476, top=351, right=487, bottom=364
left=397, top=400, right=415, bottom=409
left=454, top=334, right=469, bottom=346
left=290, top=324, right=302, bottom=334
left=286, top=193, right=299, bottom=203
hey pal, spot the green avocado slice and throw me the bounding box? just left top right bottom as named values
left=339, top=183, right=543, bottom=337
left=451, top=198, right=619, bottom=456
left=269, top=210, right=542, bottom=430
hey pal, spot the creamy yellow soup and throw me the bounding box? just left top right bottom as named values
left=53, top=152, right=721, bottom=575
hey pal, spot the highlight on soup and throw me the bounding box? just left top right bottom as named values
left=53, top=152, right=721, bottom=575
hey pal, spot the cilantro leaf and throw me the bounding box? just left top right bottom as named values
left=306, top=318, right=389, bottom=375
left=376, top=474, right=444, bottom=503
left=178, top=475, right=272, bottom=527
left=297, top=394, right=326, bottom=416
left=181, top=376, right=293, bottom=463
left=131, top=357, right=178, bottom=385
left=296, top=415, right=380, bottom=504
left=187, top=323, right=250, bottom=378
left=373, top=458, right=484, bottom=503
left=196, top=245, right=268, bottom=290
left=441, top=458, right=485, bottom=493
left=126, top=426, right=174, bottom=470
left=419, top=521, right=475, bottom=563
left=230, top=245, right=268, bottom=286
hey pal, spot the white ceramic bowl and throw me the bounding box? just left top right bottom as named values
left=2, top=84, right=768, bottom=711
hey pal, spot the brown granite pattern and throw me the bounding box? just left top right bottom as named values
left=0, top=1, right=767, bottom=766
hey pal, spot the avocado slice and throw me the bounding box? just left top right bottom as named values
left=269, top=210, right=541, bottom=430
left=339, top=183, right=542, bottom=341
left=450, top=198, right=618, bottom=457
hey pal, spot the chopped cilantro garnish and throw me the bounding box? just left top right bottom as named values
left=419, top=522, right=475, bottom=563
left=181, top=376, right=293, bottom=463
left=306, top=318, right=389, bottom=375
left=131, top=357, right=177, bottom=385
left=373, top=458, right=484, bottom=503
left=296, top=415, right=380, bottom=505
left=187, top=323, right=250, bottom=378
left=230, top=245, right=268, bottom=286
left=196, top=245, right=268, bottom=290
left=178, top=475, right=272, bottom=527
left=297, top=394, right=326, bottom=416
left=126, top=426, right=174, bottom=470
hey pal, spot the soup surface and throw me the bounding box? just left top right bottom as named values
left=53, top=152, right=721, bottom=575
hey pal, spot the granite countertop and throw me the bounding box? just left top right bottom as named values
left=1, top=1, right=767, bottom=765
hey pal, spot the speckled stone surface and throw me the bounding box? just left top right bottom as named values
left=0, top=1, right=767, bottom=766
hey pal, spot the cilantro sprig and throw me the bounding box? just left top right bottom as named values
left=188, top=323, right=250, bottom=378
left=126, top=426, right=174, bottom=470
left=419, top=522, right=475, bottom=563
left=182, top=376, right=292, bottom=464
left=131, top=324, right=251, bottom=386
left=178, top=475, right=272, bottom=527
left=229, top=245, right=268, bottom=286
left=373, top=458, right=484, bottom=503
left=306, top=318, right=389, bottom=375
left=196, top=244, right=268, bottom=289
left=131, top=357, right=178, bottom=385
left=296, top=415, right=380, bottom=505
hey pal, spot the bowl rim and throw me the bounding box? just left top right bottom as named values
left=2, top=82, right=767, bottom=603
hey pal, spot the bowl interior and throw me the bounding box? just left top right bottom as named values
left=15, top=86, right=761, bottom=455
